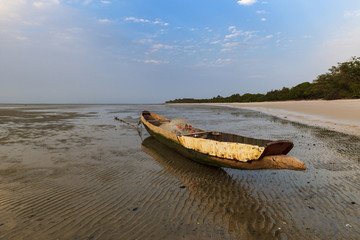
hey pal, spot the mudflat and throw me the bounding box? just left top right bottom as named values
left=0, top=104, right=359, bottom=239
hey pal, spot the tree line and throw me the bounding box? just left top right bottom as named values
left=166, top=56, right=360, bottom=103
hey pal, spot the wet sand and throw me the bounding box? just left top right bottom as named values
left=0, top=104, right=359, bottom=239
left=209, top=99, right=360, bottom=137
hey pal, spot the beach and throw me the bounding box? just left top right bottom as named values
left=0, top=104, right=359, bottom=239
left=203, top=99, right=360, bottom=137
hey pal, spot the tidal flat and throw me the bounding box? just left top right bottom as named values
left=0, top=104, right=359, bottom=239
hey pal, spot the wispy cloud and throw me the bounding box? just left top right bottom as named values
left=149, top=44, right=174, bottom=53
left=135, top=39, right=154, bottom=44
left=144, top=59, right=169, bottom=64
left=222, top=42, right=239, bottom=48
left=204, top=27, right=213, bottom=32
left=33, top=0, right=60, bottom=9
left=225, top=26, right=239, bottom=39
left=124, top=17, right=169, bottom=26
left=261, top=18, right=267, bottom=21
left=125, top=17, right=150, bottom=23
left=151, top=44, right=173, bottom=50
left=215, top=58, right=232, bottom=65
left=237, top=0, right=258, bottom=6
left=221, top=42, right=239, bottom=52
left=344, top=10, right=360, bottom=18
left=256, top=10, right=266, bottom=14
left=225, top=26, right=256, bottom=41
left=83, top=0, right=92, bottom=5
left=210, top=40, right=221, bottom=45
left=220, top=26, right=258, bottom=52
left=98, top=18, right=111, bottom=23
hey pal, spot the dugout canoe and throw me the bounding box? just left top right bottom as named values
left=141, top=111, right=306, bottom=170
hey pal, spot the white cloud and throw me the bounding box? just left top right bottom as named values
left=1, top=29, right=28, bottom=41
left=222, top=42, right=239, bottom=48
left=228, top=26, right=236, bottom=31
left=33, top=0, right=60, bottom=9
left=256, top=10, right=266, bottom=14
left=221, top=49, right=231, bottom=52
left=0, top=1, right=23, bottom=22
left=135, top=39, right=154, bottom=44
left=221, top=42, right=239, bottom=52
left=344, top=10, right=360, bottom=18
left=221, top=26, right=258, bottom=51
left=225, top=32, right=239, bottom=39
left=152, top=44, right=173, bottom=50
left=237, top=0, right=257, bottom=6
left=50, top=29, right=74, bottom=42
left=125, top=17, right=150, bottom=23
left=215, top=58, right=232, bottom=64
left=98, top=18, right=111, bottom=23
left=261, top=18, right=267, bottom=21
left=265, top=34, right=273, bottom=39
left=225, top=26, right=256, bottom=41
left=124, top=17, right=169, bottom=26
left=0, top=1, right=61, bottom=29
left=144, top=59, right=169, bottom=64
left=210, top=40, right=221, bottom=45
left=153, top=19, right=169, bottom=26
left=149, top=44, right=174, bottom=53
left=101, top=0, right=111, bottom=4
left=83, top=0, right=92, bottom=5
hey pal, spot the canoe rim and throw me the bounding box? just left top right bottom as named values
left=141, top=110, right=294, bottom=158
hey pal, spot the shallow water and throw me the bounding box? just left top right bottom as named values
left=0, top=104, right=359, bottom=240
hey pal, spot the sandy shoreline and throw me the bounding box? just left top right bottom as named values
left=176, top=99, right=360, bottom=137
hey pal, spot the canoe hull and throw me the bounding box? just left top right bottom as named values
left=141, top=112, right=306, bottom=171
left=143, top=123, right=227, bottom=167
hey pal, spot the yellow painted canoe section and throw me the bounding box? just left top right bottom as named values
left=178, top=136, right=265, bottom=162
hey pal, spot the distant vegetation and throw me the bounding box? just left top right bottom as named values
left=166, top=56, right=360, bottom=103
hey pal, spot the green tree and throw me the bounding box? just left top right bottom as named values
left=166, top=56, right=360, bottom=103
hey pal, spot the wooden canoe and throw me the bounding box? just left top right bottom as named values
left=141, top=111, right=306, bottom=170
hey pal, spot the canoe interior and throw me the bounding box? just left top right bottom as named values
left=141, top=110, right=293, bottom=157
left=185, top=131, right=271, bottom=147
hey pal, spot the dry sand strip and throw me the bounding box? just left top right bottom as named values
left=209, top=99, right=360, bottom=137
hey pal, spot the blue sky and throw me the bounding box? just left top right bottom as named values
left=1, top=0, right=360, bottom=103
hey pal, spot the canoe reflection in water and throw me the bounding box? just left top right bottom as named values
left=141, top=136, right=288, bottom=239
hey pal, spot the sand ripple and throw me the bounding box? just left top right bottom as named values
left=0, top=104, right=359, bottom=239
